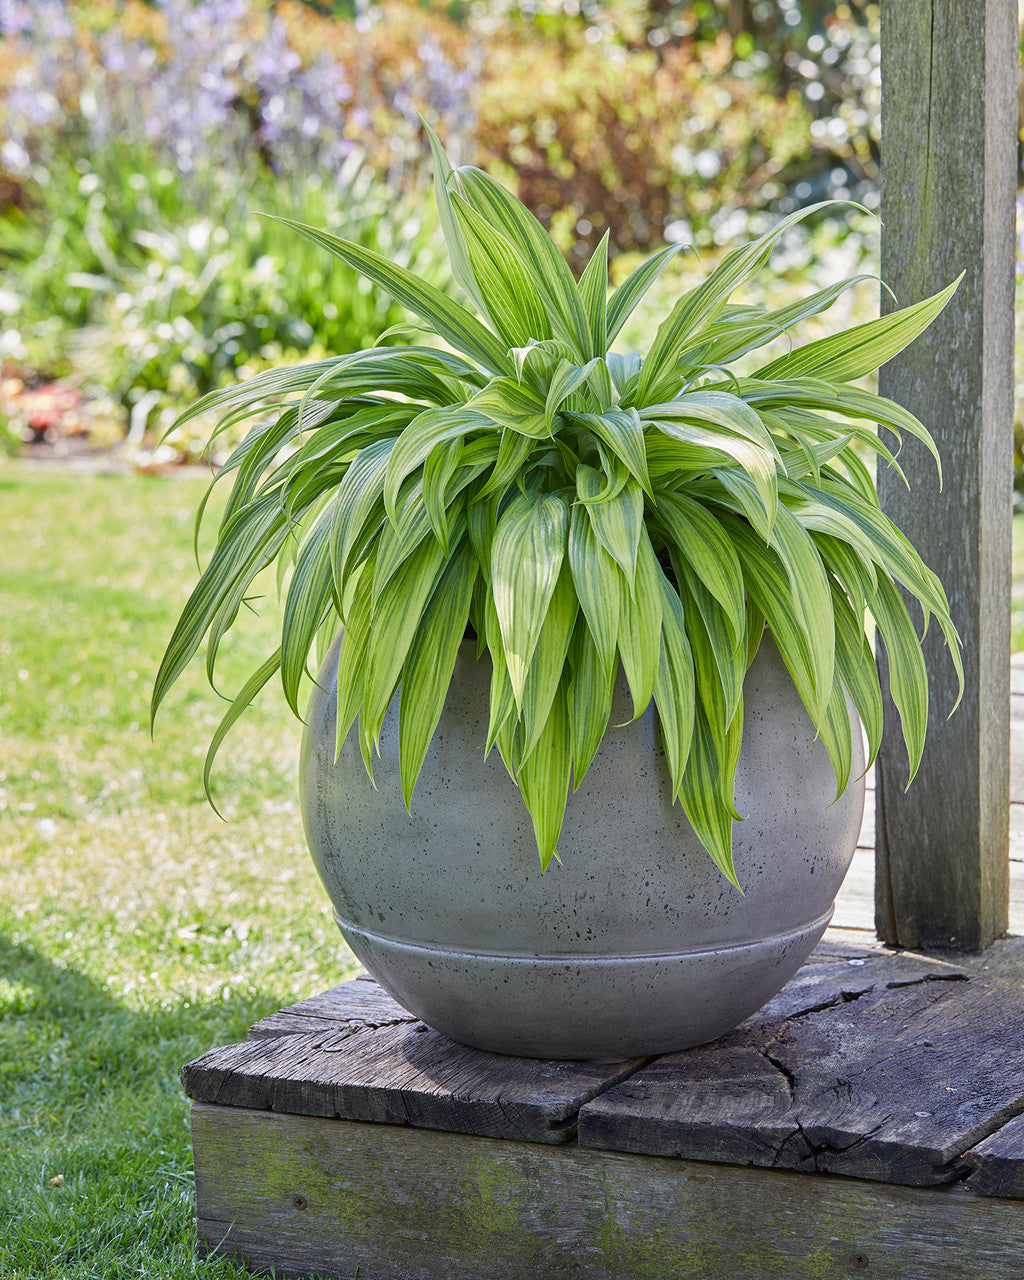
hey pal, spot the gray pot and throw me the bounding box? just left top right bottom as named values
left=300, top=632, right=864, bottom=1060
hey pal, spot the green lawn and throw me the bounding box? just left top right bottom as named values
left=1, top=462, right=1021, bottom=1278
left=0, top=464, right=352, bottom=1279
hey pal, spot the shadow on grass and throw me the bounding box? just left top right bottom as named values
left=0, top=932, right=289, bottom=1279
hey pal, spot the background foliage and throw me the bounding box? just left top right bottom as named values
left=0, top=0, right=896, bottom=458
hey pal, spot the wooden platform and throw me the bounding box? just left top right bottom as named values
left=180, top=658, right=1024, bottom=1278
left=182, top=931, right=1024, bottom=1280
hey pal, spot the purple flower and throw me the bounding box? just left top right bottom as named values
left=0, top=0, right=34, bottom=37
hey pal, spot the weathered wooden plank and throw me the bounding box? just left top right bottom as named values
left=189, top=1103, right=1024, bottom=1280
left=875, top=0, right=1017, bottom=950
left=834, top=844, right=1024, bottom=933
left=248, top=973, right=413, bottom=1041
left=964, top=1114, right=1024, bottom=1199
left=579, top=938, right=1024, bottom=1189
left=181, top=1012, right=646, bottom=1145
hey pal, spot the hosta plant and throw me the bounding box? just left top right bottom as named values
left=153, top=132, right=963, bottom=888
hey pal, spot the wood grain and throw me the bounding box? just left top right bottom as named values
left=964, top=1114, right=1024, bottom=1199
left=181, top=989, right=647, bottom=1145
left=875, top=0, right=1017, bottom=950
left=247, top=973, right=413, bottom=1041
left=189, top=1103, right=1024, bottom=1280
left=578, top=937, right=1024, bottom=1190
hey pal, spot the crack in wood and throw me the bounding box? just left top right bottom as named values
left=759, top=1049, right=795, bottom=1103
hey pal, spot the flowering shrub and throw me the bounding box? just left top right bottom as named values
left=0, top=0, right=453, bottom=446
left=277, top=0, right=477, bottom=179
left=473, top=25, right=810, bottom=267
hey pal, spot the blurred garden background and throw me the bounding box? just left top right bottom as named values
left=0, top=0, right=889, bottom=463
left=0, top=2, right=1022, bottom=1276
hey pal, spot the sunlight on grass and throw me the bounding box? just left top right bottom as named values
left=0, top=464, right=353, bottom=1279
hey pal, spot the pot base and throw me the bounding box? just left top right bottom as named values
left=337, top=908, right=834, bottom=1060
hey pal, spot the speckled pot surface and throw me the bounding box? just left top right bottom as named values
left=300, top=632, right=865, bottom=1060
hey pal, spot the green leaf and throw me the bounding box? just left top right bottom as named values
left=422, top=438, right=464, bottom=555
left=467, top=377, right=550, bottom=438
left=203, top=649, right=282, bottom=816
left=517, top=684, right=572, bottom=870
left=483, top=592, right=517, bottom=758
left=383, top=407, right=487, bottom=524
left=576, top=231, right=609, bottom=357
left=678, top=699, right=742, bottom=890
left=677, top=274, right=879, bottom=368
left=675, top=569, right=741, bottom=776
left=281, top=509, right=336, bottom=716
left=606, top=243, right=680, bottom=344
left=455, top=163, right=592, bottom=357
left=510, top=336, right=578, bottom=385
left=653, top=572, right=695, bottom=800
left=363, top=534, right=448, bottom=756
left=423, top=122, right=490, bottom=319
left=755, top=275, right=962, bottom=384
left=666, top=427, right=779, bottom=535
left=816, top=675, right=854, bottom=802
left=640, top=391, right=782, bottom=464
left=567, top=621, right=615, bottom=788
left=399, top=544, right=478, bottom=808
left=655, top=490, right=745, bottom=646
left=371, top=476, right=435, bottom=606
left=567, top=502, right=622, bottom=677
left=334, top=558, right=374, bottom=761
left=870, top=571, right=929, bottom=787
left=635, top=201, right=859, bottom=405
left=724, top=515, right=822, bottom=730
left=702, top=481, right=833, bottom=719
left=577, top=464, right=644, bottom=588
left=607, top=351, right=642, bottom=396
left=451, top=192, right=552, bottom=348
left=568, top=408, right=652, bottom=497
left=545, top=358, right=600, bottom=431
left=824, top=384, right=944, bottom=482
left=476, top=429, right=538, bottom=500
left=326, top=439, right=393, bottom=596
left=151, top=490, right=291, bottom=727
left=491, top=490, right=569, bottom=706
left=264, top=214, right=513, bottom=375
left=830, top=578, right=883, bottom=770
left=617, top=529, right=663, bottom=719
left=809, top=476, right=963, bottom=711
left=518, top=566, right=579, bottom=765
left=763, top=501, right=835, bottom=722
left=468, top=491, right=499, bottom=583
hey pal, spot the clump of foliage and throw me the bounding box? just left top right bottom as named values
left=154, top=134, right=962, bottom=886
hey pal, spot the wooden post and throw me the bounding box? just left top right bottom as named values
left=875, top=0, right=1017, bottom=950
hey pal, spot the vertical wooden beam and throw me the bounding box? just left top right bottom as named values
left=875, top=0, right=1016, bottom=950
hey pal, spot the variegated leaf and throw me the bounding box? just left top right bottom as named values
left=576, top=463, right=643, bottom=588
left=491, top=490, right=570, bottom=706
left=568, top=502, right=622, bottom=677
left=399, top=544, right=478, bottom=807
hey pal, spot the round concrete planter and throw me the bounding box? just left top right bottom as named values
left=300, top=632, right=865, bottom=1060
